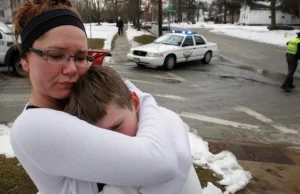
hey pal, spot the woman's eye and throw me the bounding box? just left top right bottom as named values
left=48, top=52, right=65, bottom=59
left=76, top=56, right=86, bottom=61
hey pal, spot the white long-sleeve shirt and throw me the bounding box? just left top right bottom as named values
left=10, top=81, right=179, bottom=194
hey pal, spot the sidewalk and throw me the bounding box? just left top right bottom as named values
left=110, top=26, right=300, bottom=194
left=111, top=25, right=131, bottom=63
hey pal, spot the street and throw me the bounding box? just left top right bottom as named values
left=1, top=51, right=300, bottom=146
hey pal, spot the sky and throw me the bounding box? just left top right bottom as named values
left=2, top=21, right=294, bottom=194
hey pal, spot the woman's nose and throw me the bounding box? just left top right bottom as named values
left=62, top=57, right=78, bottom=76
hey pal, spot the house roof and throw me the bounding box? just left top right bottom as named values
left=248, top=1, right=282, bottom=10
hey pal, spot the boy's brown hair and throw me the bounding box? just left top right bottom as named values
left=64, top=66, right=133, bottom=124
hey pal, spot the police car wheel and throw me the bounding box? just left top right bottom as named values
left=12, top=53, right=26, bottom=77
left=136, top=63, right=145, bottom=67
left=202, top=51, right=212, bottom=64
left=163, top=55, right=175, bottom=70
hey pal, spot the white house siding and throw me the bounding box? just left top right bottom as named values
left=239, top=5, right=300, bottom=25
left=239, top=6, right=250, bottom=24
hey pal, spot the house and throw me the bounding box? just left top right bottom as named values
left=239, top=1, right=300, bottom=25
left=0, top=0, right=24, bottom=23
left=215, top=12, right=240, bottom=24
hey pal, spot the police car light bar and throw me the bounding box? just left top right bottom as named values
left=169, top=30, right=196, bottom=34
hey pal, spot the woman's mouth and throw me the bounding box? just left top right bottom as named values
left=59, top=82, right=74, bottom=88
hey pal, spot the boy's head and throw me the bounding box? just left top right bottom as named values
left=64, top=66, right=139, bottom=136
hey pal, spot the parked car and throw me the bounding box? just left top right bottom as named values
left=151, top=21, right=157, bottom=25
left=162, top=22, right=170, bottom=31
left=142, top=22, right=152, bottom=29
left=267, top=24, right=294, bottom=31
left=127, top=30, right=219, bottom=70
left=0, top=21, right=25, bottom=77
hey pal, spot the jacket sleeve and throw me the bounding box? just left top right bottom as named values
left=297, top=43, right=300, bottom=59
left=11, top=92, right=177, bottom=186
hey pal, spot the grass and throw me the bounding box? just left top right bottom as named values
left=87, top=38, right=105, bottom=50
left=0, top=154, right=225, bottom=194
left=110, top=33, right=119, bottom=51
left=133, top=35, right=157, bottom=45
left=194, top=165, right=226, bottom=192
left=0, top=155, right=37, bottom=194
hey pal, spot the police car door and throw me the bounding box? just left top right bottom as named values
left=181, top=36, right=196, bottom=62
left=0, top=31, right=5, bottom=64
left=193, top=35, right=207, bottom=59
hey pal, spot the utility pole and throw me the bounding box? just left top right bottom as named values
left=158, top=0, right=162, bottom=36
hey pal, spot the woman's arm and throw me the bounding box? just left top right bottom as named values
left=11, top=96, right=177, bottom=186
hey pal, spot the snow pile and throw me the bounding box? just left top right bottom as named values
left=0, top=123, right=15, bottom=158
left=171, top=22, right=298, bottom=47
left=203, top=182, right=223, bottom=194
left=188, top=131, right=252, bottom=194
left=126, top=25, right=154, bottom=47
left=84, top=23, right=118, bottom=50
left=254, top=0, right=282, bottom=7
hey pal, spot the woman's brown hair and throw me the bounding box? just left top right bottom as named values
left=13, top=0, right=81, bottom=44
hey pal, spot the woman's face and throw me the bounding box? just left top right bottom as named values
left=21, top=25, right=88, bottom=100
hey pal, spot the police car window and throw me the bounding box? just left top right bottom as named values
left=154, top=35, right=183, bottom=46
left=182, top=36, right=194, bottom=46
left=194, top=36, right=205, bottom=45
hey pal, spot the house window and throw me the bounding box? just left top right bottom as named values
left=269, top=16, right=271, bottom=18
left=0, top=10, right=4, bottom=18
left=282, top=16, right=285, bottom=19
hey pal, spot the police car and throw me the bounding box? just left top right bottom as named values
left=0, top=21, right=24, bottom=77
left=127, top=30, right=219, bottom=70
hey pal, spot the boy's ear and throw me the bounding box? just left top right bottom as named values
left=21, top=56, right=30, bottom=72
left=131, top=92, right=140, bottom=112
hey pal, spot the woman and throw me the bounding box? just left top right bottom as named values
left=10, top=0, right=178, bottom=193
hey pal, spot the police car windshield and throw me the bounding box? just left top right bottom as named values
left=0, top=22, right=12, bottom=34
left=154, top=35, right=183, bottom=46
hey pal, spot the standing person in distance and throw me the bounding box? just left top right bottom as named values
left=116, top=16, right=124, bottom=36
left=281, top=32, right=300, bottom=92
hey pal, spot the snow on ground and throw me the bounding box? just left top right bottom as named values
left=0, top=123, right=14, bottom=158
left=84, top=23, right=118, bottom=50
left=188, top=131, right=251, bottom=194
left=1, top=121, right=251, bottom=194
left=126, top=24, right=154, bottom=47
left=172, top=22, right=299, bottom=47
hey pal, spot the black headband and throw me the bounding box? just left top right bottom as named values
left=20, top=9, right=86, bottom=56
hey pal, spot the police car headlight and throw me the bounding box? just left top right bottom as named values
left=147, top=53, right=163, bottom=57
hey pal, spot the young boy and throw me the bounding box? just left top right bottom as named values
left=64, top=66, right=202, bottom=194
